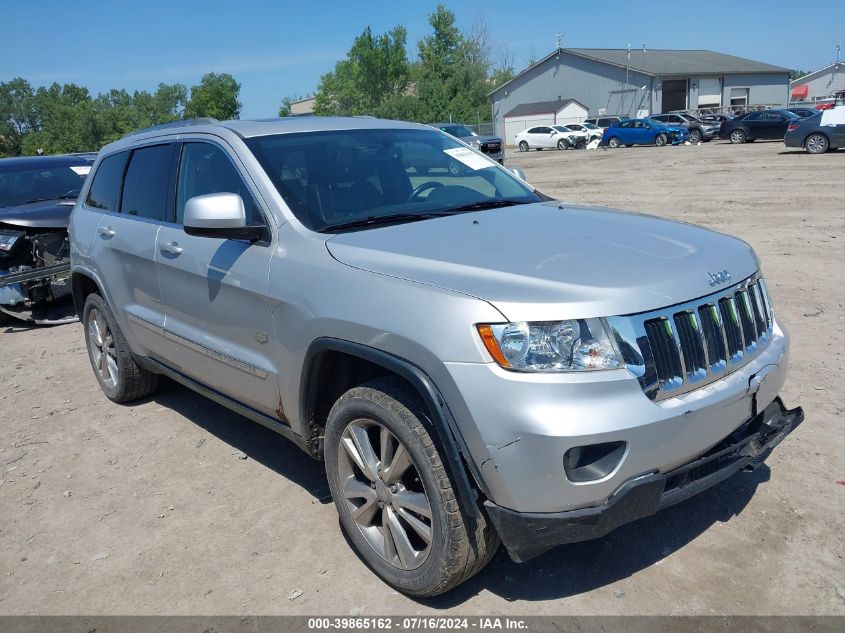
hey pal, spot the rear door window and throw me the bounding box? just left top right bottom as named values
left=120, top=144, right=175, bottom=222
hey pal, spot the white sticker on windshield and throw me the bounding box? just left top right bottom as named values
left=443, top=147, right=493, bottom=171
left=70, top=166, right=91, bottom=176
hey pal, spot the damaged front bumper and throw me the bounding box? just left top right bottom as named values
left=484, top=397, right=804, bottom=562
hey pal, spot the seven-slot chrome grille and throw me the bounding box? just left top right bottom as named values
left=606, top=273, right=774, bottom=402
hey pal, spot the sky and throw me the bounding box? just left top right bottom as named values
left=3, top=0, right=844, bottom=118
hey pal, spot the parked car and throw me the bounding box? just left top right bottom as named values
left=648, top=113, right=720, bottom=143
left=784, top=109, right=845, bottom=153
left=562, top=122, right=603, bottom=141
left=787, top=108, right=818, bottom=119
left=550, top=126, right=587, bottom=149
left=514, top=125, right=571, bottom=151
left=434, top=123, right=504, bottom=164
left=0, top=154, right=92, bottom=324
left=699, top=113, right=735, bottom=126
left=70, top=116, right=802, bottom=597
left=720, top=109, right=801, bottom=144
left=601, top=118, right=688, bottom=147
left=584, top=116, right=624, bottom=131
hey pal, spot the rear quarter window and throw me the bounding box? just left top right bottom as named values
left=120, top=144, right=175, bottom=221
left=85, top=151, right=129, bottom=211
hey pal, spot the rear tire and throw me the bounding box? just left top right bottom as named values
left=730, top=129, right=746, bottom=144
left=805, top=133, right=829, bottom=154
left=324, top=377, right=499, bottom=597
left=83, top=293, right=159, bottom=403
left=607, top=136, right=621, bottom=148
left=655, top=134, right=668, bottom=147
left=518, top=141, right=529, bottom=152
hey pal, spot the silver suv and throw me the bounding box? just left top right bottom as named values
left=69, top=117, right=803, bottom=596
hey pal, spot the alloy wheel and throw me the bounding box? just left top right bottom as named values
left=806, top=134, right=828, bottom=154
left=338, top=418, right=433, bottom=570
left=86, top=308, right=118, bottom=388
left=730, top=130, right=745, bottom=144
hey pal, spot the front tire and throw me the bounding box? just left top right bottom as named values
left=655, top=133, right=668, bottom=147
left=324, top=378, right=498, bottom=597
left=518, top=141, right=529, bottom=152
left=83, top=293, right=159, bottom=403
left=688, top=129, right=702, bottom=143
left=730, top=129, right=746, bottom=144
left=805, top=133, right=829, bottom=154
left=557, top=139, right=567, bottom=150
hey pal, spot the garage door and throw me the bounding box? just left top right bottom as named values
left=698, top=78, right=721, bottom=108
left=662, top=79, right=688, bottom=112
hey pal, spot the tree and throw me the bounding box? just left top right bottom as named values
left=278, top=95, right=302, bottom=117
left=414, top=5, right=494, bottom=123
left=790, top=69, right=810, bottom=81
left=314, top=26, right=412, bottom=116
left=0, top=78, right=36, bottom=155
left=185, top=73, right=241, bottom=120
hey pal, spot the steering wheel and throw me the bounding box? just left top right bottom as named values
left=408, top=181, right=444, bottom=201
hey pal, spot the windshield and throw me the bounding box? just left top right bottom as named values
left=582, top=123, right=599, bottom=129
left=781, top=110, right=800, bottom=120
left=0, top=164, right=87, bottom=208
left=552, top=126, right=572, bottom=132
left=246, top=129, right=542, bottom=232
left=438, top=125, right=475, bottom=138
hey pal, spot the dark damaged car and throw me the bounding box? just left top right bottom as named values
left=0, top=155, right=91, bottom=324
left=434, top=123, right=505, bottom=164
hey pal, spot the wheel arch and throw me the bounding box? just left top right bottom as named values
left=300, top=337, right=485, bottom=517
left=71, top=267, right=106, bottom=318
left=803, top=131, right=829, bottom=149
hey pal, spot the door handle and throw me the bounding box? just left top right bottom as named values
left=97, top=226, right=115, bottom=237
left=160, top=241, right=183, bottom=255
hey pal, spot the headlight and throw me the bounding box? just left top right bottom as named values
left=476, top=319, right=621, bottom=372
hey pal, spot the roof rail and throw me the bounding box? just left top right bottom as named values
left=122, top=118, right=218, bottom=138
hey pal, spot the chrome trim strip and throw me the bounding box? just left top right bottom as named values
left=127, top=311, right=164, bottom=335
left=128, top=312, right=267, bottom=380
left=608, top=272, right=774, bottom=402
left=163, top=330, right=268, bottom=379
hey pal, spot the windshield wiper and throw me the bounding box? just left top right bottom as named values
left=24, top=191, right=80, bottom=204
left=439, top=199, right=531, bottom=214
left=318, top=212, right=453, bottom=233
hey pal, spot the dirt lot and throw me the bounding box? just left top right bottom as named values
left=1, top=140, right=843, bottom=616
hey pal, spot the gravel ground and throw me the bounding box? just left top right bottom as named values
left=1, top=140, right=842, bottom=616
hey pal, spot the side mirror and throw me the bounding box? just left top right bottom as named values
left=183, top=192, right=263, bottom=241
left=509, top=167, right=527, bottom=181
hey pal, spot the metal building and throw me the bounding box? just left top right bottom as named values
left=790, top=63, right=845, bottom=104
left=490, top=48, right=791, bottom=142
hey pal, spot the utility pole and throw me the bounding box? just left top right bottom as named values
left=626, top=43, right=631, bottom=116
left=555, top=33, right=563, bottom=50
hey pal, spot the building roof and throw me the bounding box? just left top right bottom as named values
left=789, top=62, right=842, bottom=86
left=503, top=98, right=588, bottom=118
left=490, top=48, right=791, bottom=96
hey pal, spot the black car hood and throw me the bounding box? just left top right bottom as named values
left=0, top=200, right=75, bottom=229
left=468, top=134, right=503, bottom=144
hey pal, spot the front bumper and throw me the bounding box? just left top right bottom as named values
left=485, top=397, right=803, bottom=562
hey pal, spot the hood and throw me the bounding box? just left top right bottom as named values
left=326, top=202, right=759, bottom=321
left=464, top=134, right=502, bottom=144
left=0, top=200, right=74, bottom=229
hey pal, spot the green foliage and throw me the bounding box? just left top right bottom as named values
left=789, top=69, right=810, bottom=81
left=184, top=73, right=241, bottom=120
left=314, top=26, right=412, bottom=116
left=0, top=73, right=228, bottom=156
left=313, top=5, right=508, bottom=125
